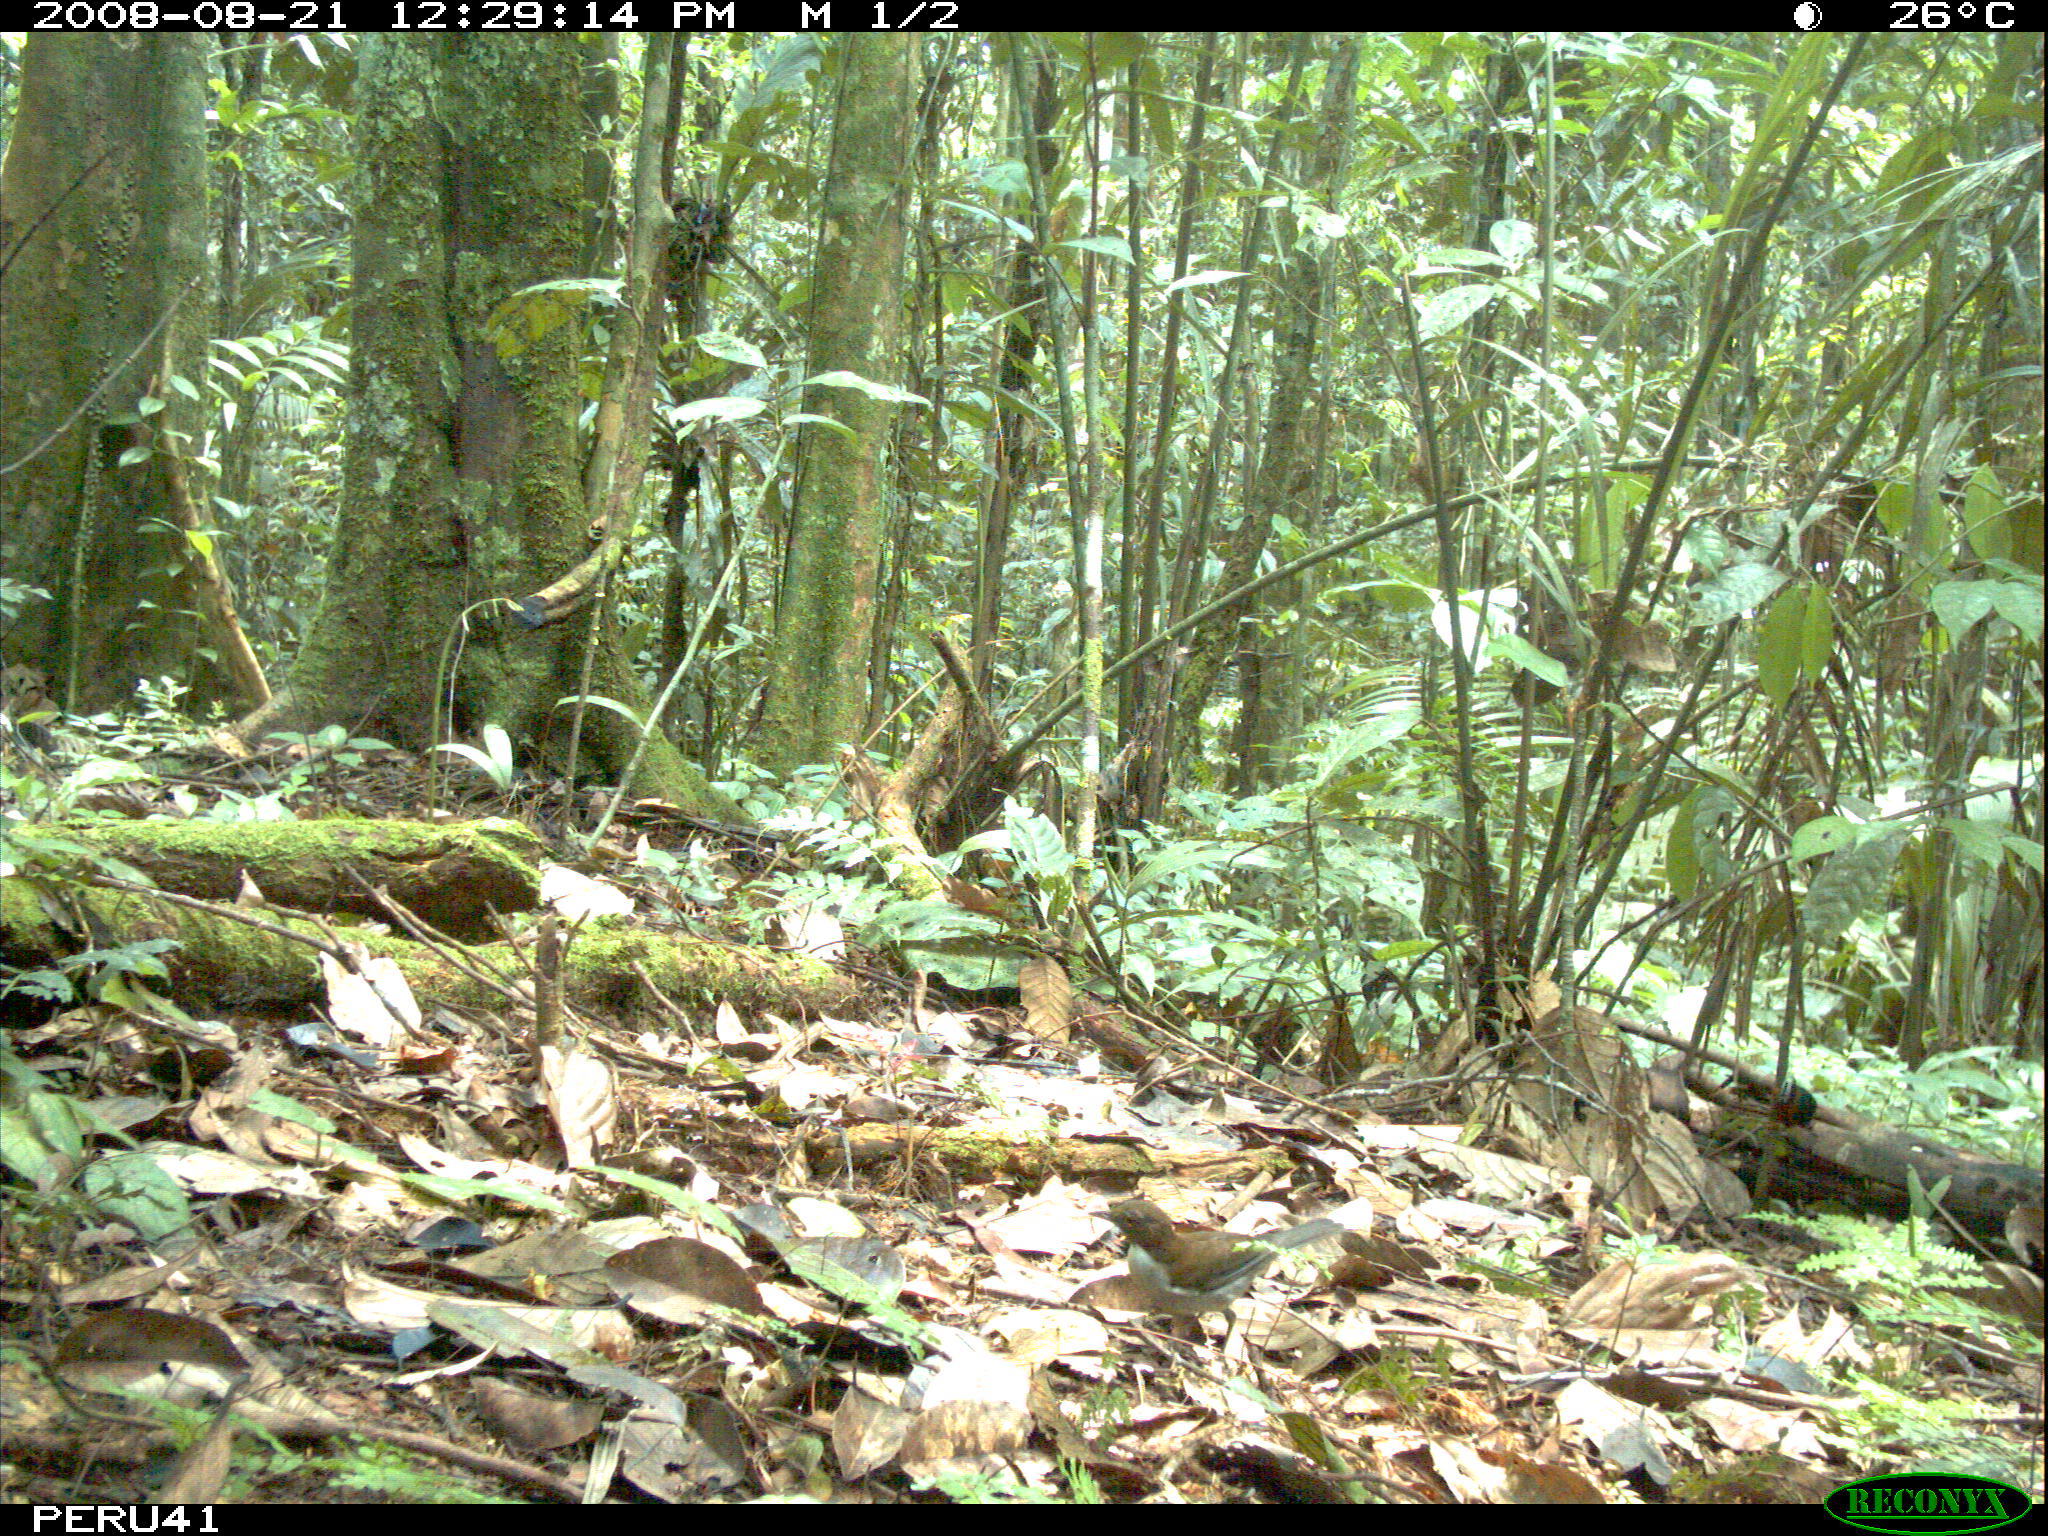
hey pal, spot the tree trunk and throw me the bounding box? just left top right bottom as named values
left=0, top=35, right=262, bottom=718
left=753, top=36, right=917, bottom=774
left=233, top=37, right=734, bottom=818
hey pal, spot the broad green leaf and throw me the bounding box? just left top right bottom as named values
left=1691, top=788, right=1740, bottom=891
left=590, top=1166, right=739, bottom=1237
left=1006, top=808, right=1070, bottom=877
left=1047, top=31, right=1148, bottom=71
left=1941, top=818, right=2008, bottom=873
left=1800, top=581, right=1834, bottom=676
left=1163, top=269, right=1247, bottom=296
left=1930, top=578, right=2042, bottom=646
left=1873, top=479, right=1915, bottom=537
left=694, top=330, right=767, bottom=369
left=1370, top=939, right=1437, bottom=961
left=1128, top=840, right=1235, bottom=893
left=248, top=1089, right=336, bottom=1132
left=1059, top=235, right=1136, bottom=265
left=1361, top=578, right=1435, bottom=613
left=80, top=1151, right=192, bottom=1241
left=898, top=938, right=1029, bottom=990
left=1574, top=482, right=1628, bottom=590
left=800, top=370, right=928, bottom=406
left=782, top=412, right=856, bottom=439
left=1928, top=580, right=1999, bottom=641
left=553, top=694, right=646, bottom=729
left=1790, top=815, right=1864, bottom=863
left=1, top=1085, right=85, bottom=1189
left=668, top=396, right=766, bottom=428
left=1414, top=283, right=1496, bottom=339
left=1992, top=580, right=2044, bottom=643
left=976, top=160, right=1030, bottom=198
left=1757, top=584, right=1808, bottom=708
left=1664, top=789, right=1701, bottom=900
left=1960, top=468, right=2010, bottom=562
left=1803, top=826, right=1910, bottom=945
left=216, top=338, right=265, bottom=369
left=1688, top=561, right=1785, bottom=627
left=1493, top=632, right=1568, bottom=686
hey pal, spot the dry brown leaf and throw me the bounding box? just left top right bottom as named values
left=773, top=906, right=845, bottom=959
left=539, top=862, right=635, bottom=921
left=319, top=948, right=421, bottom=1047
left=157, top=1405, right=237, bottom=1504
left=1562, top=1252, right=1752, bottom=1330
left=897, top=1398, right=1030, bottom=1466
left=539, top=1045, right=617, bottom=1167
left=1018, top=956, right=1074, bottom=1042
left=832, top=1386, right=913, bottom=1479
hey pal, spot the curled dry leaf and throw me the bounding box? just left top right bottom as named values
left=897, top=1399, right=1031, bottom=1473
left=833, top=1386, right=913, bottom=1479
left=1018, top=956, right=1074, bottom=1042
left=539, top=1045, right=617, bottom=1168
left=157, top=1405, right=237, bottom=1504
left=1562, top=1252, right=1753, bottom=1330
left=539, top=862, right=635, bottom=922
left=773, top=906, right=845, bottom=960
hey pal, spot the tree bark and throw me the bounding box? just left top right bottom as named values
left=0, top=35, right=260, bottom=718
left=234, top=36, right=736, bottom=818
left=754, top=36, right=918, bottom=774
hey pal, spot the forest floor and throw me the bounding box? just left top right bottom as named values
left=2, top=733, right=2040, bottom=1504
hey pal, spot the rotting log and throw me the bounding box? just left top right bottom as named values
left=1711, top=1109, right=2043, bottom=1253
left=16, top=816, right=547, bottom=942
left=1, top=817, right=862, bottom=1021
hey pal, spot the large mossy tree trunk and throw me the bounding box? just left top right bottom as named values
left=237, top=36, right=737, bottom=818
left=0, top=35, right=263, bottom=719
left=752, top=36, right=918, bottom=776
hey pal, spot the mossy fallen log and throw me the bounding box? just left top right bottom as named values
left=1, top=816, right=860, bottom=1021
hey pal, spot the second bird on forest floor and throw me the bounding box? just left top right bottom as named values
left=1102, top=1198, right=1344, bottom=1317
